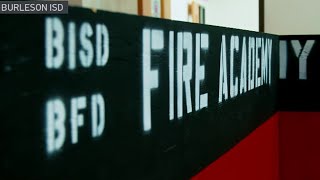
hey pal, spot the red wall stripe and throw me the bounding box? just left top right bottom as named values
left=192, top=113, right=280, bottom=180
left=279, top=112, right=320, bottom=180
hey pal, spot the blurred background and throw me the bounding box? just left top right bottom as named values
left=68, top=0, right=320, bottom=34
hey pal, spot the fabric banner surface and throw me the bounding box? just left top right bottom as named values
left=1, top=7, right=278, bottom=179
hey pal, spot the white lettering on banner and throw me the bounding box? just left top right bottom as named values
left=268, top=39, right=272, bottom=84
left=79, top=23, right=94, bottom=68
left=177, top=32, right=183, bottom=118
left=169, top=31, right=175, bottom=120
left=219, top=35, right=273, bottom=103
left=178, top=32, right=194, bottom=118
left=255, top=38, right=261, bottom=87
left=195, top=33, right=209, bottom=110
left=142, top=29, right=162, bottom=132
left=46, top=17, right=64, bottom=69
left=183, top=32, right=193, bottom=115
left=45, top=93, right=106, bottom=155
left=71, top=96, right=86, bottom=144
left=219, top=35, right=229, bottom=103
left=291, top=40, right=315, bottom=80
left=142, top=31, right=273, bottom=131
left=44, top=18, right=275, bottom=153
left=143, top=30, right=209, bottom=132
left=230, top=35, right=239, bottom=98
left=279, top=40, right=288, bottom=79
left=45, top=17, right=110, bottom=70
left=279, top=40, right=315, bottom=80
left=240, top=37, right=247, bottom=94
left=262, top=38, right=271, bottom=84
left=248, top=37, right=255, bottom=90
left=96, top=24, right=109, bottom=67
left=91, top=94, right=106, bottom=138
left=45, top=17, right=110, bottom=155
left=68, top=22, right=76, bottom=70
left=46, top=99, right=66, bottom=154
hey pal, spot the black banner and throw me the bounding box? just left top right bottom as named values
left=1, top=8, right=278, bottom=180
left=279, top=35, right=320, bottom=111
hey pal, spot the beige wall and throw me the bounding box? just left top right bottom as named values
left=265, top=0, right=320, bottom=35
left=170, top=0, right=189, bottom=21
left=204, top=0, right=259, bottom=31
left=71, top=0, right=138, bottom=15
left=68, top=0, right=82, bottom=6
left=169, top=0, right=260, bottom=30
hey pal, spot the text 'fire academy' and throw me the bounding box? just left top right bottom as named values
left=43, top=17, right=273, bottom=155
left=143, top=29, right=273, bottom=132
